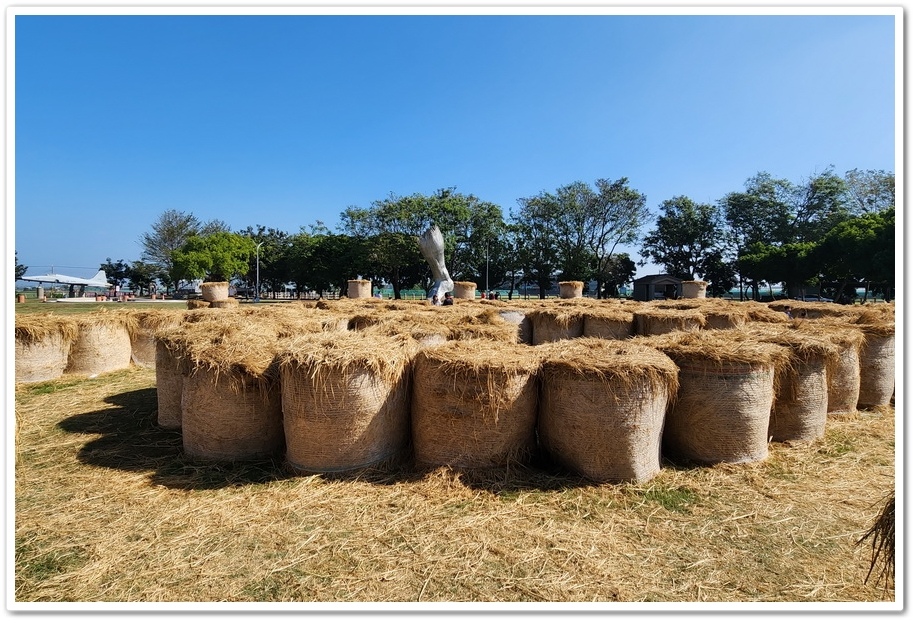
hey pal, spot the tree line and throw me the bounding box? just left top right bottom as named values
left=90, top=166, right=894, bottom=302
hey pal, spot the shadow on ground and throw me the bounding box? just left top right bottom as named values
left=56, top=386, right=685, bottom=494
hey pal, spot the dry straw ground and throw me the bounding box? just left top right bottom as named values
left=14, top=365, right=895, bottom=606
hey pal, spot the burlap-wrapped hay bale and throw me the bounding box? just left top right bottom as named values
left=497, top=309, right=532, bottom=344
left=854, top=310, right=895, bottom=410
left=209, top=298, right=240, bottom=309
left=527, top=304, right=585, bottom=344
left=558, top=281, right=584, bottom=299
left=176, top=317, right=285, bottom=461
left=701, top=305, right=748, bottom=330
left=66, top=311, right=133, bottom=377
left=642, top=330, right=791, bottom=465
left=537, top=338, right=679, bottom=483
left=154, top=338, right=187, bottom=430
left=681, top=280, right=707, bottom=299
left=125, top=308, right=185, bottom=368
left=748, top=323, right=840, bottom=443
left=453, top=281, right=478, bottom=300
left=743, top=301, right=793, bottom=324
left=634, top=308, right=705, bottom=336
left=581, top=306, right=634, bottom=340
left=15, top=315, right=80, bottom=383
left=200, top=281, right=229, bottom=302
left=278, top=331, right=413, bottom=473
left=803, top=321, right=866, bottom=416
left=347, top=279, right=372, bottom=299
left=412, top=339, right=541, bottom=469
left=187, top=299, right=210, bottom=310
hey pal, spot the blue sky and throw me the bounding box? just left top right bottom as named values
left=10, top=7, right=898, bottom=281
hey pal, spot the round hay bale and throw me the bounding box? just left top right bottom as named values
left=347, top=279, right=372, bottom=299
left=748, top=324, right=840, bottom=442
left=453, top=281, right=478, bottom=300
left=209, top=298, right=240, bottom=309
left=279, top=332, right=413, bottom=473
left=126, top=309, right=185, bottom=368
left=581, top=307, right=634, bottom=340
left=558, top=281, right=584, bottom=299
left=702, top=307, right=748, bottom=330
left=681, top=280, right=707, bottom=298
left=412, top=339, right=540, bottom=469
left=537, top=339, right=678, bottom=483
left=200, top=281, right=229, bottom=302
left=854, top=311, right=895, bottom=409
left=181, top=367, right=284, bottom=461
left=800, top=322, right=866, bottom=416
left=527, top=306, right=585, bottom=344
left=643, top=330, right=791, bottom=465
left=66, top=313, right=133, bottom=376
left=634, top=308, right=705, bottom=336
left=15, top=315, right=79, bottom=383
left=187, top=299, right=210, bottom=309
left=498, top=309, right=532, bottom=345
left=154, top=338, right=186, bottom=429
left=172, top=316, right=286, bottom=461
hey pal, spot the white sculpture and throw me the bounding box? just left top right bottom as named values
left=417, top=225, right=454, bottom=304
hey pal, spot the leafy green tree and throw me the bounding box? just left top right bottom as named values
left=307, top=234, right=368, bottom=296
left=511, top=198, right=561, bottom=298
left=126, top=261, right=164, bottom=296
left=284, top=230, right=318, bottom=297
left=362, top=232, right=427, bottom=299
left=238, top=225, right=292, bottom=299
left=100, top=258, right=131, bottom=289
left=640, top=196, right=730, bottom=282
left=737, top=241, right=819, bottom=299
left=172, top=231, right=255, bottom=283
left=843, top=168, right=895, bottom=215
left=139, top=210, right=202, bottom=293
left=596, top=253, right=636, bottom=298
left=15, top=251, right=27, bottom=281
left=813, top=207, right=895, bottom=301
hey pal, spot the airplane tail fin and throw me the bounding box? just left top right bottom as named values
left=91, top=270, right=108, bottom=283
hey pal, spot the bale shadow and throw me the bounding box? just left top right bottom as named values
left=56, top=388, right=295, bottom=491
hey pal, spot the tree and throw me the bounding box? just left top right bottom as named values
left=172, top=231, right=255, bottom=283
left=641, top=196, right=730, bottom=282
left=238, top=225, right=292, bottom=299
left=511, top=197, right=560, bottom=299
left=596, top=253, right=636, bottom=298
left=15, top=251, right=27, bottom=281
left=813, top=208, right=895, bottom=301
left=139, top=210, right=202, bottom=293
left=126, top=261, right=164, bottom=296
left=100, top=258, right=131, bottom=289
left=843, top=169, right=895, bottom=215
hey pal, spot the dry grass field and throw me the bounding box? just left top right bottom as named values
left=13, top=363, right=895, bottom=609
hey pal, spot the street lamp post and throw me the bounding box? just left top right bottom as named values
left=485, top=240, right=489, bottom=296
left=254, top=241, right=264, bottom=303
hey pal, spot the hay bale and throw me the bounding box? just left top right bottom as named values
left=558, top=281, right=584, bottom=299
left=209, top=298, right=240, bottom=309
left=748, top=324, right=840, bottom=442
left=854, top=311, right=895, bottom=409
left=527, top=305, right=585, bottom=344
left=581, top=306, right=634, bottom=340
left=278, top=331, right=413, bottom=473
left=187, top=299, right=210, bottom=309
left=743, top=301, right=793, bottom=324
left=701, top=306, right=748, bottom=330
left=497, top=309, right=533, bottom=345
left=412, top=339, right=540, bottom=469
left=15, top=315, right=80, bottom=383
left=800, top=322, right=866, bottom=416
left=537, top=338, right=678, bottom=483
left=66, top=312, right=133, bottom=377
left=347, top=279, right=372, bottom=299
left=125, top=309, right=185, bottom=368
left=200, top=281, right=229, bottom=302
left=681, top=280, right=707, bottom=298
left=154, top=338, right=186, bottom=430
left=633, top=308, right=705, bottom=336
left=642, top=330, right=791, bottom=465
left=173, top=317, right=286, bottom=461
left=453, top=281, right=478, bottom=300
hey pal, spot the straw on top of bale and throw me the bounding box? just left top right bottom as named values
left=746, top=320, right=843, bottom=363
left=15, top=313, right=80, bottom=344
left=853, top=308, right=896, bottom=337
left=278, top=330, right=414, bottom=383
left=638, top=328, right=792, bottom=371
left=536, top=337, right=679, bottom=394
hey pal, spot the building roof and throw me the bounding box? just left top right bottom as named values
left=633, top=274, right=682, bottom=285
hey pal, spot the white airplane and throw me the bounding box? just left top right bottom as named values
left=20, top=269, right=113, bottom=298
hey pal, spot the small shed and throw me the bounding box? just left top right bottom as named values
left=632, top=274, right=683, bottom=302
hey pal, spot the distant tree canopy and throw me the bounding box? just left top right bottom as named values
left=15, top=251, right=27, bottom=281
left=172, top=231, right=255, bottom=283
left=127, top=168, right=893, bottom=301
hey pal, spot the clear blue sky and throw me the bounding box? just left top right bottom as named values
left=10, top=7, right=898, bottom=281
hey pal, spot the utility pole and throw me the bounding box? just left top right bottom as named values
left=254, top=241, right=264, bottom=303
